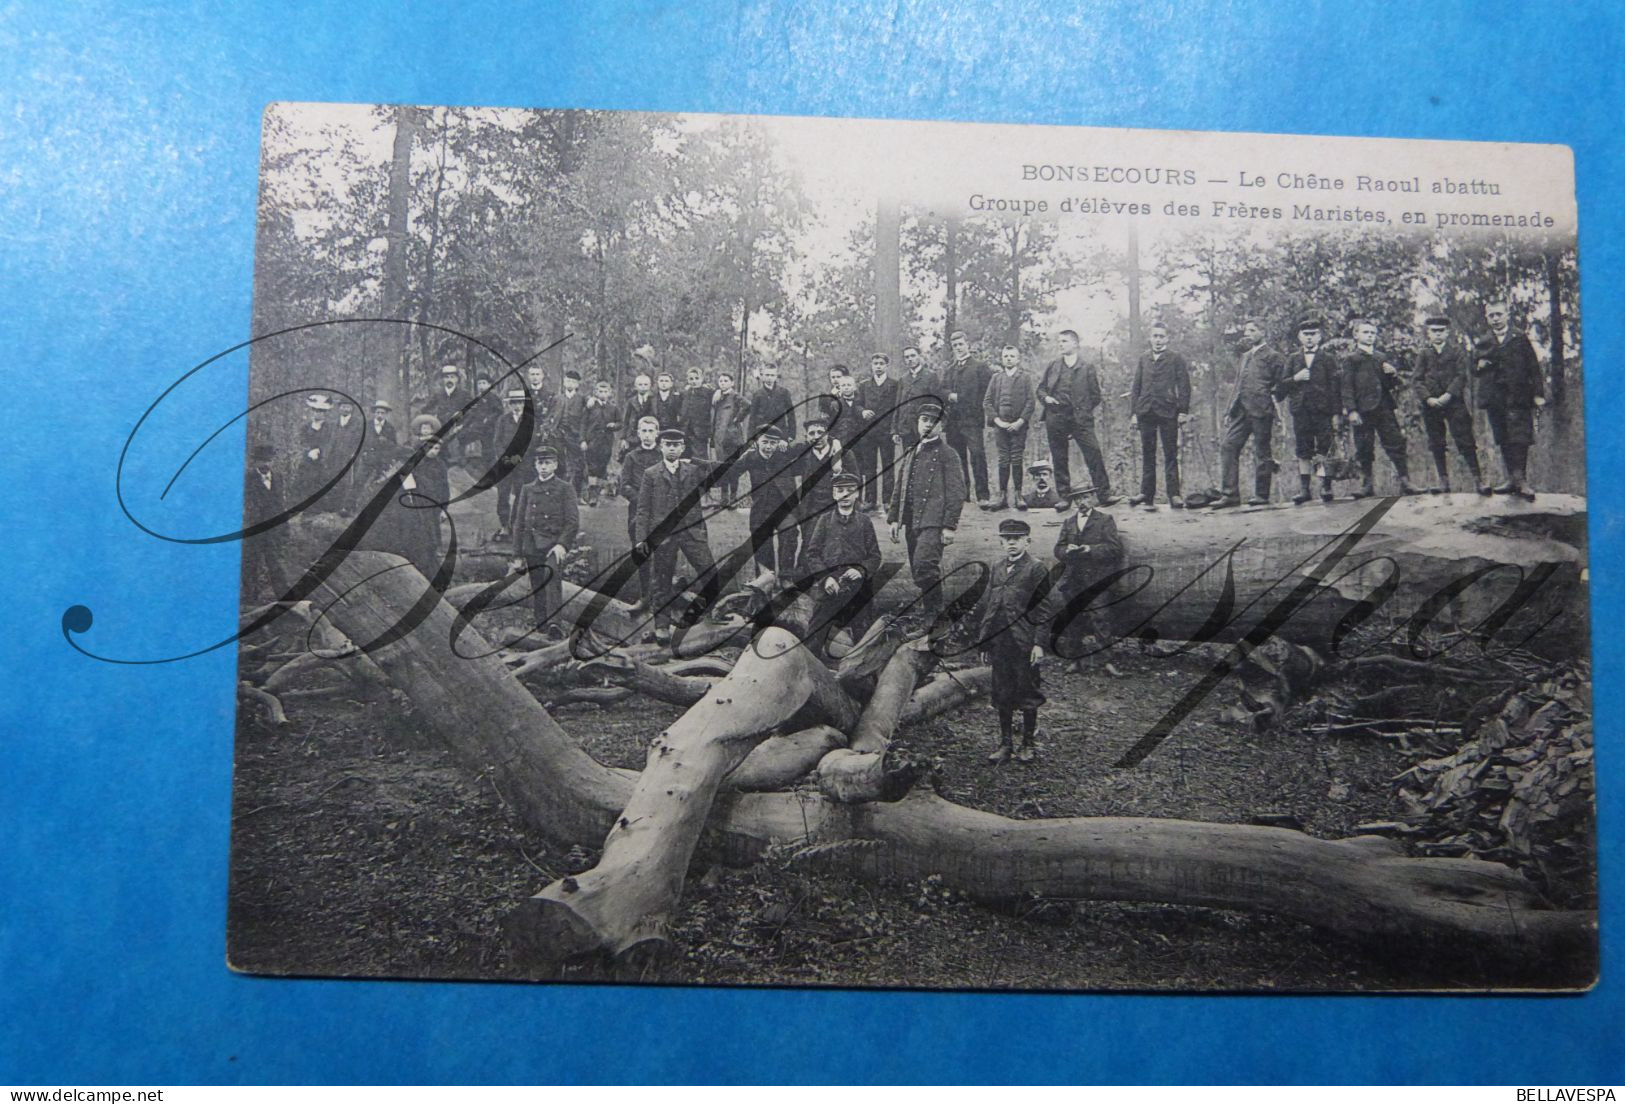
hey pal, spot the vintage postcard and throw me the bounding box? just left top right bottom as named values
left=227, top=103, right=1594, bottom=990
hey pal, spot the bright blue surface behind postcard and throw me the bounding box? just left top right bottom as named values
left=1, top=0, right=1620, bottom=1085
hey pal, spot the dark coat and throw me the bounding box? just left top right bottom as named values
left=747, top=384, right=797, bottom=439
left=424, top=383, right=471, bottom=430
left=1130, top=350, right=1192, bottom=418
left=636, top=458, right=713, bottom=542
left=827, top=394, right=867, bottom=449
left=801, top=507, right=882, bottom=583
left=621, top=394, right=657, bottom=448
left=551, top=390, right=588, bottom=446
left=490, top=411, right=537, bottom=479
left=512, top=475, right=580, bottom=559
left=1037, top=356, right=1103, bottom=424
left=1414, top=342, right=1470, bottom=405
left=582, top=399, right=621, bottom=450
left=1340, top=349, right=1400, bottom=414
left=943, top=356, right=993, bottom=430
left=738, top=443, right=799, bottom=511
left=1275, top=349, right=1342, bottom=417
left=1476, top=330, right=1545, bottom=412
left=973, top=553, right=1062, bottom=652
left=1053, top=507, right=1124, bottom=594
left=1228, top=344, right=1288, bottom=419
left=679, top=386, right=714, bottom=447
left=893, top=367, right=945, bottom=437
left=857, top=374, right=901, bottom=433
left=293, top=419, right=335, bottom=503
left=983, top=368, right=1035, bottom=426
left=888, top=436, right=967, bottom=531
left=652, top=389, right=684, bottom=433
left=619, top=444, right=663, bottom=505
left=710, top=391, right=749, bottom=454
left=791, top=441, right=843, bottom=523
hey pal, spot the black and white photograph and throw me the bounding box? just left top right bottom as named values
left=227, top=103, right=1595, bottom=992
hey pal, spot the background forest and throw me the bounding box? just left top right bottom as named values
left=251, top=105, right=1584, bottom=495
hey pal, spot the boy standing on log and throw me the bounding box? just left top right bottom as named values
left=982, top=344, right=1035, bottom=511
left=1341, top=319, right=1419, bottom=498
left=1476, top=301, right=1547, bottom=500
left=635, top=428, right=719, bottom=645
left=973, top=518, right=1063, bottom=764
left=1413, top=315, right=1487, bottom=495
left=737, top=422, right=798, bottom=576
left=888, top=403, right=966, bottom=621
left=508, top=445, right=580, bottom=641
left=799, top=471, right=882, bottom=655
left=1128, top=322, right=1192, bottom=510
left=1277, top=315, right=1342, bottom=505
left=619, top=415, right=664, bottom=612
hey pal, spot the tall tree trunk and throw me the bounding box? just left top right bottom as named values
left=1547, top=247, right=1566, bottom=405
left=416, top=108, right=451, bottom=396
left=943, top=214, right=959, bottom=350
left=380, top=105, right=419, bottom=416
left=874, top=198, right=902, bottom=356
left=1125, top=223, right=1142, bottom=357
left=1007, top=222, right=1023, bottom=344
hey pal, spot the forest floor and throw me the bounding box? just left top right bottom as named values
left=226, top=622, right=1580, bottom=993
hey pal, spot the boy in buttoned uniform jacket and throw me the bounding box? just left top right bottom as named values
left=1474, top=301, right=1547, bottom=500
left=971, top=517, right=1065, bottom=764
left=887, top=404, right=966, bottom=621
left=508, top=445, right=580, bottom=639
left=982, top=344, right=1035, bottom=510
left=618, top=416, right=665, bottom=611
left=1127, top=324, right=1192, bottom=509
left=1341, top=319, right=1419, bottom=499
left=1275, top=315, right=1343, bottom=505
left=635, top=428, right=721, bottom=644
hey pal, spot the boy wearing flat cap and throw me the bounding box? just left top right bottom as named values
left=738, top=422, right=799, bottom=576
left=509, top=445, right=580, bottom=639
left=635, top=427, right=720, bottom=645
left=799, top=470, right=883, bottom=655
left=971, top=517, right=1063, bottom=764
left=1276, top=314, right=1342, bottom=505
left=888, top=402, right=966, bottom=620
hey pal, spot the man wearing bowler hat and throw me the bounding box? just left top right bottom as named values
left=635, top=427, right=720, bottom=645
left=424, top=364, right=470, bottom=463
left=490, top=386, right=534, bottom=540
left=799, top=470, right=883, bottom=655
left=508, top=445, right=579, bottom=640
left=1414, top=315, right=1487, bottom=495
left=971, top=517, right=1063, bottom=764
left=888, top=402, right=965, bottom=620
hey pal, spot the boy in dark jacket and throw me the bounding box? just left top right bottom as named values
left=1053, top=485, right=1125, bottom=675
left=1128, top=322, right=1192, bottom=509
left=1276, top=315, right=1342, bottom=505
left=888, top=403, right=966, bottom=619
left=1341, top=319, right=1418, bottom=498
left=618, top=415, right=664, bottom=610
left=972, top=517, right=1063, bottom=764
left=800, top=471, right=883, bottom=655
left=1413, top=315, right=1486, bottom=494
left=508, top=445, right=580, bottom=640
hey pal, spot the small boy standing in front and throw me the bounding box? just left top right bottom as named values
left=972, top=517, right=1062, bottom=764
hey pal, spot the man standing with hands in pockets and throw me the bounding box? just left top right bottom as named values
left=888, top=403, right=965, bottom=622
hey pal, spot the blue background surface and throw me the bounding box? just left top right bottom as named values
left=1, top=0, right=1620, bottom=1085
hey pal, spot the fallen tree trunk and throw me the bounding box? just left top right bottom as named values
left=564, top=493, right=1588, bottom=656
left=525, top=599, right=864, bottom=958
left=818, top=635, right=939, bottom=803
left=309, top=554, right=1596, bottom=980
left=579, top=651, right=713, bottom=707
left=725, top=663, right=992, bottom=792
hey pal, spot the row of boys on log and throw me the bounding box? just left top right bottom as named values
left=246, top=302, right=1548, bottom=764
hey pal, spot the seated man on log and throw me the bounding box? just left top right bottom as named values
left=798, top=471, right=882, bottom=657
left=971, top=517, right=1064, bottom=764
left=508, top=445, right=580, bottom=643
left=1052, top=484, right=1125, bottom=677
left=635, top=427, right=719, bottom=645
